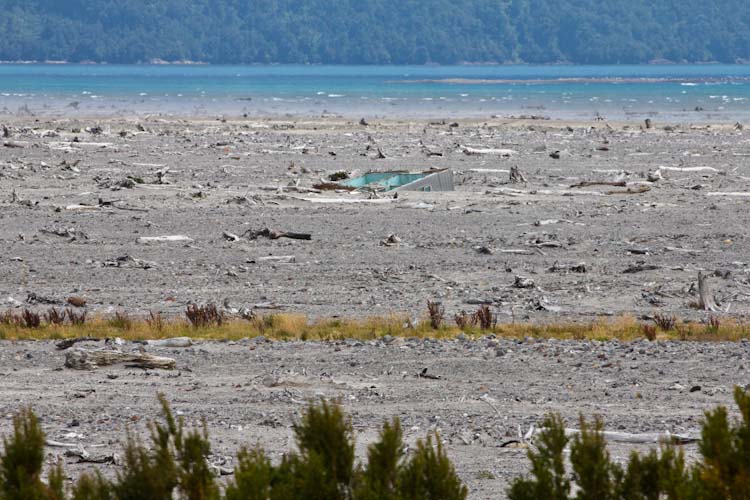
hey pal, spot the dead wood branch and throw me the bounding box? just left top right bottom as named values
left=312, top=182, right=356, bottom=191
left=606, top=185, right=651, bottom=195
left=64, top=448, right=118, bottom=465
left=145, top=337, right=193, bottom=348
left=222, top=231, right=242, bottom=242
left=64, top=348, right=176, bottom=370
left=243, top=228, right=312, bottom=241
left=463, top=147, right=516, bottom=157
left=698, top=271, right=721, bottom=312
left=416, top=368, right=441, bottom=380
left=570, top=180, right=627, bottom=188
left=549, top=428, right=696, bottom=445
left=623, top=264, right=661, bottom=274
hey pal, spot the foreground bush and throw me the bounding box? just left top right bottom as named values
left=509, top=386, right=750, bottom=499
left=1, top=396, right=466, bottom=500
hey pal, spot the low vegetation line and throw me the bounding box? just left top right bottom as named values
left=3, top=396, right=467, bottom=500
left=0, top=303, right=747, bottom=342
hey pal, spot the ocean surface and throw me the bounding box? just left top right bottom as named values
left=2, top=64, right=750, bottom=121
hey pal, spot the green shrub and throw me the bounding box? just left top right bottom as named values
left=0, top=397, right=466, bottom=500
left=0, top=407, right=65, bottom=500
left=355, top=418, right=403, bottom=500
left=397, top=434, right=468, bottom=500
left=70, top=473, right=112, bottom=500
left=293, top=399, right=355, bottom=499
left=507, top=414, right=570, bottom=500
left=224, top=448, right=273, bottom=500
left=16, top=389, right=750, bottom=499
left=509, top=386, right=750, bottom=499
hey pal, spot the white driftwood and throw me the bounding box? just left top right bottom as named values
left=252, top=255, right=296, bottom=263
left=70, top=142, right=116, bottom=148
left=527, top=425, right=696, bottom=445
left=256, top=185, right=322, bottom=194
left=469, top=168, right=510, bottom=174
left=45, top=439, right=80, bottom=448
left=706, top=192, right=750, bottom=197
left=463, top=147, right=516, bottom=157
left=299, top=197, right=394, bottom=204
left=497, top=249, right=534, bottom=255
left=136, top=235, right=194, bottom=243
left=552, top=428, right=697, bottom=445
left=65, top=204, right=101, bottom=211
left=145, top=337, right=193, bottom=348
left=489, top=187, right=606, bottom=197
left=657, top=166, right=719, bottom=173
left=65, top=348, right=176, bottom=370
left=698, top=272, right=721, bottom=312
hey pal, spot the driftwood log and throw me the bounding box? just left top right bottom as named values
left=244, top=228, right=312, bottom=241
left=527, top=426, right=695, bottom=445
left=145, top=337, right=193, bottom=348
left=562, top=428, right=696, bottom=445
left=65, top=348, right=176, bottom=370
left=605, top=185, right=651, bottom=195
left=571, top=180, right=626, bottom=189
left=463, top=147, right=516, bottom=157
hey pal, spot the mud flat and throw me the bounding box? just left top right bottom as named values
left=0, top=337, right=746, bottom=498
left=2, top=115, right=750, bottom=322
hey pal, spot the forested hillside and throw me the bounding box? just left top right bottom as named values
left=1, top=0, right=749, bottom=64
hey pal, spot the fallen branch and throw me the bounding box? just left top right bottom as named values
left=463, top=147, right=516, bottom=157
left=45, top=440, right=81, bottom=448
left=64, top=448, right=118, bottom=465
left=299, top=197, right=394, bottom=204
left=65, top=348, right=176, bottom=370
left=416, top=368, right=441, bottom=380
left=623, top=264, right=661, bottom=274
left=222, top=231, right=242, bottom=242
left=606, top=185, right=651, bottom=195
left=706, top=192, right=750, bottom=198
left=496, top=249, right=534, bottom=255
left=40, top=227, right=89, bottom=240
left=243, top=228, right=312, bottom=241
left=554, top=428, right=697, bottom=445
left=136, top=235, right=194, bottom=244
left=248, top=255, right=296, bottom=264
left=698, top=271, right=721, bottom=312
left=571, top=180, right=627, bottom=188
left=657, top=166, right=719, bottom=173
left=145, top=337, right=193, bottom=348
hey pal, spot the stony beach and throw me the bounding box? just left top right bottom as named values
left=2, top=114, right=750, bottom=497
left=1, top=116, right=749, bottom=321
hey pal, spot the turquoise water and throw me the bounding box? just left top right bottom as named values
left=2, top=64, right=750, bottom=120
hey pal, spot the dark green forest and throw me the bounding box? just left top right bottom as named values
left=1, top=0, right=749, bottom=64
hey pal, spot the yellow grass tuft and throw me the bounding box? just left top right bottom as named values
left=0, top=311, right=748, bottom=342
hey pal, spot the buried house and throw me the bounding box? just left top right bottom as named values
left=342, top=168, right=454, bottom=192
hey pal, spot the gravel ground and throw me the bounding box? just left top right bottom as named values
left=1, top=116, right=750, bottom=322
left=3, top=115, right=750, bottom=497
left=0, top=337, right=747, bottom=497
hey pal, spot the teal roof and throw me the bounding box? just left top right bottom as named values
left=342, top=172, right=427, bottom=191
